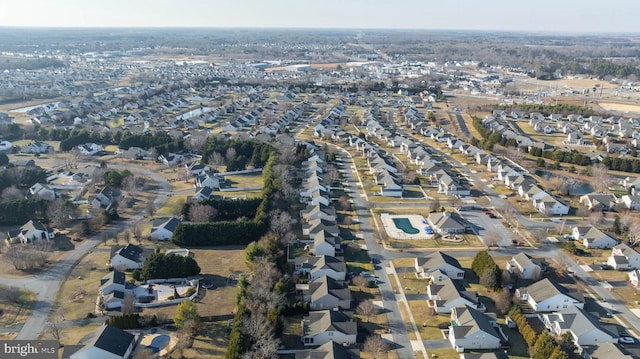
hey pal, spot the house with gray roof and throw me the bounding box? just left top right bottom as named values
left=295, top=340, right=360, bottom=359
left=448, top=305, right=502, bottom=351
left=302, top=276, right=352, bottom=310
left=295, top=255, right=347, bottom=281
left=427, top=212, right=466, bottom=234
left=506, top=253, right=546, bottom=280
left=313, top=230, right=341, bottom=257
left=110, top=244, right=146, bottom=270
left=415, top=252, right=464, bottom=279
left=304, top=218, right=340, bottom=239
left=607, top=243, right=640, bottom=270
left=27, top=183, right=56, bottom=201
left=301, top=203, right=337, bottom=224
left=516, top=278, right=584, bottom=312
left=301, top=310, right=357, bottom=346
left=150, top=217, right=181, bottom=241
left=542, top=306, right=618, bottom=346
left=426, top=277, right=483, bottom=313
left=571, top=226, right=618, bottom=249
left=581, top=343, right=634, bottom=359
left=68, top=324, right=135, bottom=359
left=579, top=193, right=619, bottom=212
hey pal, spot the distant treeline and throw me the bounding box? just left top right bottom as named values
left=476, top=103, right=596, bottom=117
left=34, top=127, right=184, bottom=153
left=202, top=137, right=274, bottom=171
left=181, top=198, right=262, bottom=221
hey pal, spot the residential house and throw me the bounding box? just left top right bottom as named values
left=302, top=276, right=352, bottom=310
left=20, top=141, right=53, bottom=154
left=27, top=183, right=56, bottom=201
left=304, top=218, right=340, bottom=239
left=68, top=325, right=135, bottom=359
left=301, top=310, right=357, bottom=346
left=542, top=306, right=618, bottom=346
left=295, top=341, right=360, bottom=359
left=195, top=173, right=224, bottom=190
left=572, top=226, right=618, bottom=249
left=426, top=277, right=483, bottom=313
left=438, top=174, right=471, bottom=197
left=110, top=244, right=146, bottom=270
left=448, top=305, right=502, bottom=351
left=99, top=271, right=134, bottom=297
left=415, top=252, right=465, bottom=279
left=427, top=212, right=466, bottom=234
left=308, top=256, right=347, bottom=281
left=77, top=143, right=103, bottom=156
left=607, top=243, right=640, bottom=270
left=150, top=217, right=181, bottom=241
left=581, top=343, right=634, bottom=359
left=191, top=186, right=213, bottom=201
left=536, top=195, right=570, bottom=216
left=6, top=220, right=55, bottom=244
left=158, top=153, right=184, bottom=166
left=313, top=230, right=341, bottom=257
left=506, top=253, right=545, bottom=280
left=301, top=203, right=337, bottom=223
left=516, top=278, right=584, bottom=312
left=579, top=193, right=619, bottom=212
left=620, top=195, right=640, bottom=210
left=91, top=187, right=116, bottom=208
left=460, top=354, right=508, bottom=359
left=628, top=269, right=640, bottom=286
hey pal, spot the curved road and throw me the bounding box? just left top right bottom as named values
left=2, top=163, right=171, bottom=340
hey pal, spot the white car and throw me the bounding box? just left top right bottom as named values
left=619, top=336, right=635, bottom=344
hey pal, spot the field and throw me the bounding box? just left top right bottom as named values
left=182, top=321, right=230, bottom=359
left=0, top=286, right=35, bottom=327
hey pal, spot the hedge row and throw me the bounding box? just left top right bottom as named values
left=181, top=197, right=262, bottom=221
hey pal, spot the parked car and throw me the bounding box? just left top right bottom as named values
left=619, top=336, right=635, bottom=344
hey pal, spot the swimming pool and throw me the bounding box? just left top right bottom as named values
left=146, top=334, right=170, bottom=354
left=392, top=218, right=420, bottom=234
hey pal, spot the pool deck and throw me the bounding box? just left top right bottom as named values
left=381, top=213, right=434, bottom=240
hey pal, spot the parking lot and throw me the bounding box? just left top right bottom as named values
left=460, top=208, right=515, bottom=247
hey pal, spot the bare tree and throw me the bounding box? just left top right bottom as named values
left=121, top=230, right=131, bottom=244
left=588, top=211, right=603, bottom=227
left=576, top=204, right=590, bottom=220
left=627, top=221, right=640, bottom=246
left=225, top=147, right=237, bottom=163
left=186, top=132, right=208, bottom=154
left=363, top=335, right=391, bottom=359
left=480, top=268, right=497, bottom=290
left=45, top=318, right=62, bottom=341
left=352, top=275, right=369, bottom=291
left=121, top=292, right=136, bottom=314
left=338, top=196, right=351, bottom=211
left=47, top=199, right=78, bottom=227
left=122, top=176, right=142, bottom=197
left=505, top=146, right=523, bottom=163
left=269, top=209, right=292, bottom=237
left=485, top=231, right=500, bottom=247
left=208, top=152, right=224, bottom=166
left=356, top=300, right=377, bottom=322
left=145, top=202, right=156, bottom=218
left=591, top=164, right=611, bottom=193
left=531, top=228, right=547, bottom=243
left=343, top=216, right=353, bottom=229
left=325, top=165, right=340, bottom=185
left=495, top=289, right=512, bottom=315
left=188, top=204, right=217, bottom=223
left=429, top=197, right=441, bottom=212
left=1, top=185, right=23, bottom=201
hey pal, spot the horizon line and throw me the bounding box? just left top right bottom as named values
left=0, top=25, right=638, bottom=36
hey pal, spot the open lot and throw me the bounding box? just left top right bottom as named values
left=0, top=286, right=35, bottom=327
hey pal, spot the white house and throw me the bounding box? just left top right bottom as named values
left=572, top=226, right=618, bottom=249
left=110, top=244, right=146, bottom=270
left=301, top=310, right=357, bottom=346
left=302, top=276, right=352, bottom=310
left=308, top=255, right=347, bottom=281
left=607, top=243, right=640, bottom=270
left=195, top=173, right=224, bottom=190
left=542, top=306, right=618, bottom=346
left=150, top=217, right=181, bottom=241
left=6, top=220, right=55, bottom=244
left=516, top=278, right=584, bottom=312
left=20, top=141, right=53, bottom=154
left=158, top=153, right=184, bottom=166
left=448, top=305, right=502, bottom=351
left=99, top=271, right=134, bottom=297
left=77, top=143, right=103, bottom=156
left=295, top=341, right=360, bottom=359
left=415, top=252, right=465, bottom=279
left=506, top=253, right=545, bottom=280
left=91, top=187, right=115, bottom=208
left=629, top=269, right=640, bottom=287
left=69, top=325, right=135, bottom=359
left=313, top=230, right=341, bottom=257
left=27, top=183, right=56, bottom=201
left=620, top=195, right=640, bottom=210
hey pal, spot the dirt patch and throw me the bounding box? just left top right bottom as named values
left=595, top=101, right=640, bottom=114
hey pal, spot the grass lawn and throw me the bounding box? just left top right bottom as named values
left=281, top=314, right=305, bottom=350
left=389, top=234, right=483, bottom=249
left=182, top=321, right=230, bottom=359
left=343, top=242, right=373, bottom=274
left=143, top=246, right=248, bottom=319
left=0, top=333, right=17, bottom=340
left=56, top=323, right=103, bottom=345
left=54, top=248, right=112, bottom=321
left=426, top=348, right=459, bottom=359
left=0, top=286, right=35, bottom=327
left=155, top=194, right=187, bottom=216
left=224, top=173, right=264, bottom=189
left=407, top=300, right=448, bottom=339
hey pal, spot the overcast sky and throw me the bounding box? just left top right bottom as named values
left=0, top=0, right=638, bottom=33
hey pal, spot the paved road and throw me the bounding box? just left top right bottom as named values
left=4, top=164, right=171, bottom=340
left=452, top=111, right=470, bottom=138
left=333, top=147, right=420, bottom=359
